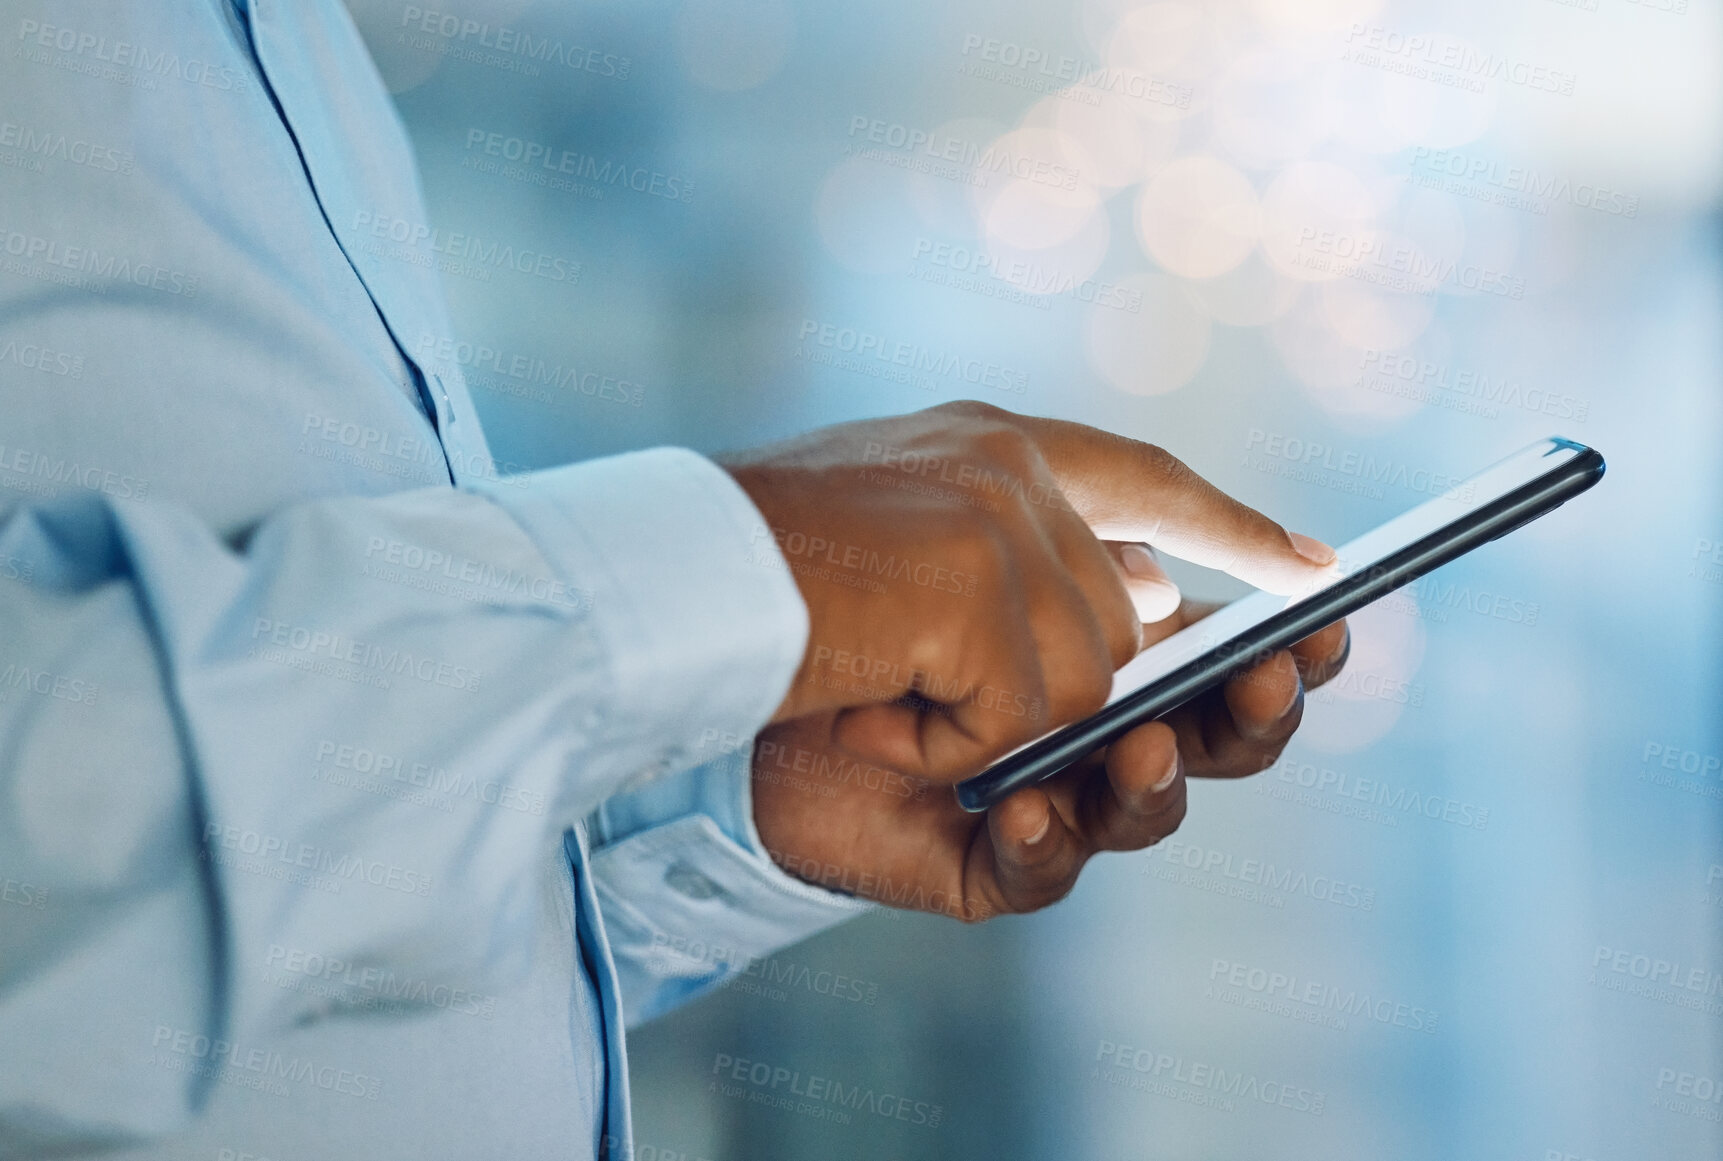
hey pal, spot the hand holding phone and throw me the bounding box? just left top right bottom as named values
left=740, top=403, right=1351, bottom=918
left=954, top=437, right=1605, bottom=811
left=724, top=402, right=1342, bottom=784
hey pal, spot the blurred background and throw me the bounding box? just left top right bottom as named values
left=346, top=0, right=1722, bottom=1156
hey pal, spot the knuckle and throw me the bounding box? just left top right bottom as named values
left=934, top=398, right=1011, bottom=426
left=1104, top=593, right=1141, bottom=667
left=1083, top=665, right=1113, bottom=714
left=1066, top=656, right=1112, bottom=720
left=972, top=423, right=1041, bottom=475
left=945, top=514, right=1014, bottom=587
left=1135, top=441, right=1189, bottom=486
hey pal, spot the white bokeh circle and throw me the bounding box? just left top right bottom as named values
left=1136, top=155, right=1261, bottom=279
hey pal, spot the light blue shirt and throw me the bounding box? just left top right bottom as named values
left=0, top=1, right=869, bottom=1157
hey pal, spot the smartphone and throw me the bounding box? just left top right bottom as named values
left=953, top=436, right=1605, bottom=813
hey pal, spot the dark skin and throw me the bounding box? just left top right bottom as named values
left=722, top=402, right=1350, bottom=920
left=752, top=600, right=1348, bottom=920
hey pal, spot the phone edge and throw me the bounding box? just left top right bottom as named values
left=954, top=442, right=1606, bottom=812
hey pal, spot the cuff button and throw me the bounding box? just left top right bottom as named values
left=664, top=862, right=725, bottom=901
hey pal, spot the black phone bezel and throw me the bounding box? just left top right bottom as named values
left=954, top=440, right=1605, bottom=813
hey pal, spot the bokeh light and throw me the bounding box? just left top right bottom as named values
left=1260, top=160, right=1380, bottom=281
left=1136, top=155, right=1261, bottom=279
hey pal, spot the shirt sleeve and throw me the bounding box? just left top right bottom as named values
left=588, top=744, right=876, bottom=1029
left=0, top=448, right=804, bottom=1153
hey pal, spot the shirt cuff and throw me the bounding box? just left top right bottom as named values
left=590, top=745, right=874, bottom=1027
left=471, top=448, right=807, bottom=800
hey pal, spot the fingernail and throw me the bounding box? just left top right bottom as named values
left=1288, top=532, right=1336, bottom=565
left=1151, top=748, right=1182, bottom=793
left=1120, top=543, right=1161, bottom=578
left=1023, top=812, right=1050, bottom=845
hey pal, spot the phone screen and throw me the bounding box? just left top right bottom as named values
left=956, top=436, right=1603, bottom=811
left=1103, top=438, right=1587, bottom=708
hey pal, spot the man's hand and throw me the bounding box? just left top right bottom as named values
left=749, top=601, right=1349, bottom=919
left=720, top=401, right=1340, bottom=783
left=721, top=401, right=1352, bottom=917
